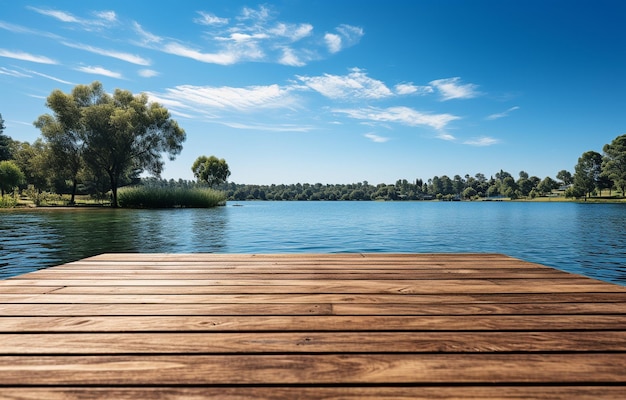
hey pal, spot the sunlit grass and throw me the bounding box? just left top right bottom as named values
left=117, top=186, right=226, bottom=208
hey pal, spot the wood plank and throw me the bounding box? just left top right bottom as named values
left=1, top=354, right=625, bottom=384
left=2, top=331, right=626, bottom=354
left=2, top=386, right=625, bottom=400
left=3, top=292, right=625, bottom=304
left=1, top=253, right=625, bottom=398
left=3, top=315, right=626, bottom=332
left=4, top=279, right=623, bottom=293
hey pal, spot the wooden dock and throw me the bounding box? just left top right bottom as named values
left=1, top=253, right=625, bottom=399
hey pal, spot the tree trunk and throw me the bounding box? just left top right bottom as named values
left=70, top=178, right=77, bottom=205
left=109, top=171, right=118, bottom=208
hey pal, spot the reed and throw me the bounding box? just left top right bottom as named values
left=117, top=186, right=226, bottom=208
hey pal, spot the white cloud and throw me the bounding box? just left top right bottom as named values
left=62, top=41, right=150, bottom=65
left=436, top=132, right=457, bottom=141
left=486, top=106, right=520, bottom=120
left=29, top=7, right=117, bottom=29
left=162, top=42, right=239, bottom=65
left=270, top=23, right=313, bottom=42
left=325, top=24, right=363, bottom=53
left=394, top=83, right=434, bottom=96
left=0, top=49, right=57, bottom=64
left=75, top=65, right=122, bottom=79
left=279, top=47, right=305, bottom=67
left=29, top=7, right=80, bottom=23
left=430, top=77, right=479, bottom=100
left=138, top=69, right=159, bottom=78
left=364, top=133, right=390, bottom=143
left=334, top=106, right=460, bottom=131
left=297, top=68, right=393, bottom=100
left=23, top=69, right=73, bottom=84
left=194, top=11, right=229, bottom=26
left=324, top=33, right=342, bottom=53
left=0, top=67, right=30, bottom=77
left=464, top=136, right=500, bottom=146
left=152, top=84, right=299, bottom=113
left=221, top=121, right=313, bottom=132
left=93, top=11, right=117, bottom=23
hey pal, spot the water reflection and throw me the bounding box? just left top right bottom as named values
left=1, top=202, right=625, bottom=285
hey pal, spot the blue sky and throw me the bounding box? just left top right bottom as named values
left=1, top=0, right=624, bottom=184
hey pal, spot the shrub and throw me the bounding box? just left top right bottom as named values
left=117, top=186, right=226, bottom=208
left=0, top=194, right=17, bottom=208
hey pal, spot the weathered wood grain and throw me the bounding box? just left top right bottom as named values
left=0, top=253, right=624, bottom=399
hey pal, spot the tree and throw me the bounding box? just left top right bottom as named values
left=192, top=155, right=231, bottom=187
left=602, top=134, right=626, bottom=196
left=37, top=82, right=186, bottom=207
left=34, top=90, right=87, bottom=204
left=556, top=170, right=573, bottom=186
left=573, top=151, right=603, bottom=199
left=0, top=113, right=13, bottom=161
left=0, top=160, right=24, bottom=195
left=536, top=176, right=558, bottom=196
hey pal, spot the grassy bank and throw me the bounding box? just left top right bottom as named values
left=117, top=186, right=226, bottom=208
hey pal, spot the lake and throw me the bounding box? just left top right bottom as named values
left=1, top=201, right=625, bottom=285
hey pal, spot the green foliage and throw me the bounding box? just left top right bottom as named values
left=573, top=151, right=603, bottom=198
left=0, top=193, right=18, bottom=208
left=602, top=134, right=626, bottom=196
left=117, top=186, right=226, bottom=208
left=192, top=155, right=231, bottom=187
left=0, top=160, right=25, bottom=196
left=35, top=81, right=186, bottom=207
left=0, top=113, right=13, bottom=161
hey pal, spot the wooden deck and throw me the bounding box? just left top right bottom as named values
left=1, top=253, right=625, bottom=399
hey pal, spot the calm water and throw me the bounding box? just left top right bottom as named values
left=1, top=201, right=625, bottom=285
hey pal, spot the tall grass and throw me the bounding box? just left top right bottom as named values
left=117, top=186, right=226, bottom=208
left=0, top=194, right=18, bottom=208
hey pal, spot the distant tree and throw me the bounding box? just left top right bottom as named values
left=573, top=151, right=603, bottom=199
left=36, top=82, right=186, bottom=207
left=192, top=155, right=231, bottom=187
left=556, top=170, right=573, bottom=186
left=536, top=176, right=558, bottom=195
left=12, top=139, right=51, bottom=192
left=0, top=114, right=13, bottom=161
left=602, top=134, right=626, bottom=196
left=0, top=160, right=24, bottom=195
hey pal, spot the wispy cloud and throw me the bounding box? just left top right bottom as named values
left=133, top=5, right=359, bottom=66
left=61, top=41, right=150, bottom=65
left=75, top=65, right=122, bottom=79
left=0, top=67, right=31, bottom=77
left=138, top=69, right=159, bottom=78
left=28, top=7, right=117, bottom=30
left=394, top=83, right=434, bottom=96
left=464, top=136, right=500, bottom=146
left=149, top=83, right=299, bottom=114
left=23, top=69, right=73, bottom=84
left=430, top=77, right=479, bottom=100
left=0, top=49, right=57, bottom=64
left=364, top=133, right=390, bottom=143
left=486, top=106, right=520, bottom=120
left=297, top=68, right=393, bottom=100
left=194, top=11, right=229, bottom=26
left=325, top=24, right=364, bottom=54
left=221, top=121, right=313, bottom=132
left=333, top=106, right=460, bottom=131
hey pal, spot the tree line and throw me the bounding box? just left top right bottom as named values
left=1, top=81, right=625, bottom=204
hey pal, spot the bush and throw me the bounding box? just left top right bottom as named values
left=117, top=186, right=226, bottom=208
left=0, top=194, right=17, bottom=208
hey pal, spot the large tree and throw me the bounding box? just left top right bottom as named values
left=34, top=91, right=86, bottom=204
left=192, top=155, right=231, bottom=187
left=573, top=150, right=603, bottom=199
left=602, top=134, right=626, bottom=196
left=36, top=82, right=186, bottom=207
